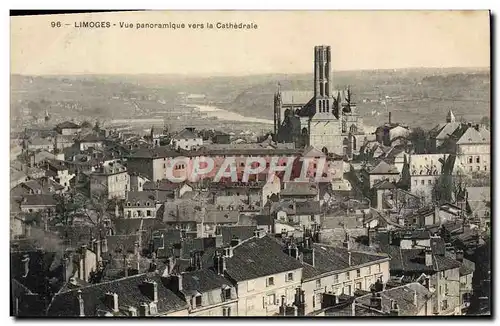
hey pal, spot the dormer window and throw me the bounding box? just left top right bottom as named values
left=194, top=295, right=202, bottom=308
left=136, top=202, right=140, bottom=206
left=146, top=201, right=150, bottom=206
left=127, top=202, right=131, bottom=206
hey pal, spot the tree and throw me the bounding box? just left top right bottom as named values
left=80, top=120, right=92, bottom=129
left=480, top=116, right=490, bottom=129
left=409, top=127, right=431, bottom=154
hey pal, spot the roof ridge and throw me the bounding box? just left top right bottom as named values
left=56, top=273, right=153, bottom=295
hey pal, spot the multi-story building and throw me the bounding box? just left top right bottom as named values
left=171, top=128, right=203, bottom=151
left=123, top=191, right=168, bottom=219
left=454, top=126, right=490, bottom=174
left=299, top=241, right=390, bottom=315
left=409, top=154, right=450, bottom=201
left=223, top=234, right=304, bottom=316
left=89, top=161, right=129, bottom=200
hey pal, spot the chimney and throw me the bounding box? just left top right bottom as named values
left=77, top=290, right=85, bottom=317
left=425, top=248, right=433, bottom=267
left=62, top=257, right=69, bottom=282
left=351, top=300, right=356, bottom=316
left=370, top=293, right=382, bottom=311
left=177, top=274, right=183, bottom=292
left=214, top=253, right=227, bottom=275
left=455, top=249, right=464, bottom=262
left=21, top=254, right=30, bottom=278
left=143, top=280, right=158, bottom=303
left=135, top=242, right=141, bottom=271
left=123, top=256, right=129, bottom=277
left=413, top=290, right=418, bottom=307
left=434, top=205, right=440, bottom=224
left=348, top=251, right=352, bottom=267
left=389, top=300, right=399, bottom=316
left=102, top=238, right=108, bottom=253
left=139, top=303, right=149, bottom=316
left=104, top=292, right=119, bottom=312
left=388, top=111, right=392, bottom=124
left=127, top=306, right=137, bottom=317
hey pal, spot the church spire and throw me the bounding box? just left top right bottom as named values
left=446, top=109, right=456, bottom=123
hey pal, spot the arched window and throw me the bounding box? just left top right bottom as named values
left=350, top=124, right=357, bottom=134
left=342, top=121, right=347, bottom=133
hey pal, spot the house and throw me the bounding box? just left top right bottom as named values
left=43, top=160, right=75, bottom=191
left=353, top=282, right=434, bottom=316
left=77, top=134, right=104, bottom=151
left=11, top=168, right=28, bottom=189
left=212, top=131, right=231, bottom=144
left=298, top=241, right=391, bottom=315
left=364, top=161, right=400, bottom=188
left=55, top=121, right=81, bottom=136
left=128, top=173, right=150, bottom=192
left=11, top=178, right=64, bottom=197
left=89, top=161, right=129, bottom=200
left=165, top=265, right=238, bottom=316
left=409, top=154, right=450, bottom=201
left=150, top=126, right=167, bottom=147
left=24, top=137, right=54, bottom=152
left=124, top=191, right=169, bottom=219
left=384, top=242, right=464, bottom=315
left=429, top=110, right=461, bottom=150
left=55, top=134, right=76, bottom=150
left=171, top=128, right=203, bottom=151
left=19, top=194, right=57, bottom=215
left=46, top=273, right=189, bottom=316
left=465, top=186, right=490, bottom=229
left=281, top=182, right=319, bottom=202
left=455, top=125, right=490, bottom=174
left=222, top=234, right=304, bottom=316
left=126, top=146, right=181, bottom=182
left=375, top=122, right=410, bottom=147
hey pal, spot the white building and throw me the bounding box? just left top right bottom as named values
left=89, top=161, right=129, bottom=199
left=171, top=128, right=203, bottom=151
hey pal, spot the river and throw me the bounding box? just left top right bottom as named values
left=108, top=104, right=273, bottom=125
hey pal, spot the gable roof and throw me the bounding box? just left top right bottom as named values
left=456, top=127, right=489, bottom=145
left=356, top=283, right=433, bottom=316
left=220, top=225, right=258, bottom=246
left=47, top=273, right=187, bottom=316
left=20, top=194, right=57, bottom=206
left=225, top=235, right=303, bottom=282
left=369, top=161, right=399, bottom=175
left=435, top=122, right=461, bottom=140
left=181, top=269, right=233, bottom=295
left=280, top=91, right=314, bottom=105
left=56, top=121, right=80, bottom=129
left=281, top=182, right=318, bottom=197
left=174, top=128, right=199, bottom=140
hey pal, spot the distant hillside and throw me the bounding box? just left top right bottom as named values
left=11, top=67, right=490, bottom=130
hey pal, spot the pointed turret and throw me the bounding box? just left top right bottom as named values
left=446, top=109, right=456, bottom=123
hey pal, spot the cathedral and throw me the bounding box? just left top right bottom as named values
left=274, top=45, right=364, bottom=157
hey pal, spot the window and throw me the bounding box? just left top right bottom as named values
left=240, top=162, right=245, bottom=167
left=345, top=272, right=350, bottom=281
left=247, top=280, right=255, bottom=292
left=267, top=277, right=275, bottom=287
left=224, top=288, right=231, bottom=300
left=127, top=211, right=131, bottom=218
left=267, top=294, right=276, bottom=306
left=428, top=180, right=432, bottom=185
left=421, top=180, right=425, bottom=185
left=334, top=274, right=339, bottom=283
left=356, top=282, right=362, bottom=290
left=444, top=284, right=448, bottom=294
left=195, top=295, right=202, bottom=308
left=442, top=300, right=448, bottom=310
left=316, top=279, right=322, bottom=289
left=414, top=180, right=418, bottom=185
left=356, top=269, right=361, bottom=278
left=146, top=210, right=151, bottom=217
left=345, top=285, right=352, bottom=296
left=286, top=272, right=294, bottom=282
left=377, top=264, right=381, bottom=273
left=468, top=156, right=473, bottom=164
left=484, top=166, right=488, bottom=171
left=137, top=211, right=143, bottom=217
left=222, top=307, right=231, bottom=316
left=163, top=164, right=166, bottom=169
left=476, top=156, right=480, bottom=163
left=477, top=166, right=480, bottom=171
left=367, top=266, right=371, bottom=274
left=469, top=166, right=473, bottom=172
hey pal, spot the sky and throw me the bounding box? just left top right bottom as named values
left=10, top=10, right=490, bottom=76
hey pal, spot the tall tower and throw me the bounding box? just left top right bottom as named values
left=314, top=45, right=333, bottom=117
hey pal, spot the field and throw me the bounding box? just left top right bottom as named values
left=10, top=67, right=490, bottom=132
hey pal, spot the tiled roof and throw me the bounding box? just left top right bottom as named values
left=128, top=146, right=180, bottom=159
left=456, top=127, right=489, bottom=144
left=281, top=182, right=318, bottom=197
left=220, top=225, right=258, bottom=246
left=56, top=121, right=80, bottom=129
left=143, top=180, right=182, bottom=192
left=356, top=283, right=433, bottom=316
left=369, top=161, right=399, bottom=175
left=254, top=214, right=274, bottom=226
left=372, top=180, right=396, bottom=190
left=125, top=191, right=169, bottom=207
left=205, top=209, right=240, bottom=224
left=163, top=200, right=204, bottom=224
left=309, top=244, right=389, bottom=277
left=106, top=234, right=141, bottom=254
left=20, top=194, right=57, bottom=206
left=181, top=268, right=233, bottom=294
left=173, top=128, right=199, bottom=140
left=225, top=235, right=303, bottom=282
left=47, top=273, right=188, bottom=316
left=386, top=246, right=462, bottom=273
left=295, top=200, right=321, bottom=215
left=435, top=122, right=461, bottom=140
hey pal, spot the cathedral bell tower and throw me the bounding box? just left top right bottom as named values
left=314, top=46, right=334, bottom=118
